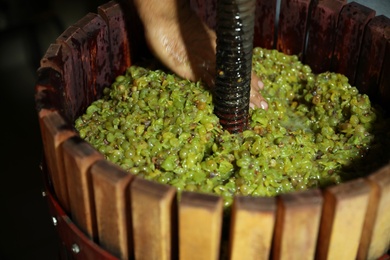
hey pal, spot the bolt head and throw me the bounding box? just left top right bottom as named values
left=71, top=243, right=80, bottom=254
left=52, top=216, right=58, bottom=226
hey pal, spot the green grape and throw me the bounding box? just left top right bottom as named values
left=75, top=49, right=390, bottom=209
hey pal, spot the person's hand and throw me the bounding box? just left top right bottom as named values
left=133, top=0, right=268, bottom=110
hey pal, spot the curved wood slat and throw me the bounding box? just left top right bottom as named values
left=316, top=178, right=371, bottom=260
left=98, top=1, right=131, bottom=78
left=37, top=108, right=76, bottom=213
left=330, top=2, right=376, bottom=85
left=56, top=25, right=93, bottom=121
left=355, top=15, right=390, bottom=101
left=91, top=160, right=134, bottom=260
left=229, top=196, right=276, bottom=260
left=179, top=192, right=223, bottom=260
left=62, top=136, right=104, bottom=240
left=51, top=27, right=83, bottom=122
left=273, top=189, right=323, bottom=260
left=357, top=165, right=390, bottom=260
left=73, top=12, right=111, bottom=103
left=305, top=0, right=346, bottom=73
left=130, top=177, right=177, bottom=260
left=277, top=0, right=313, bottom=59
left=37, top=44, right=72, bottom=117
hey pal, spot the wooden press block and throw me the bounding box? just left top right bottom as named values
left=330, top=2, right=376, bottom=85
left=316, top=178, right=371, bottom=260
left=355, top=15, right=390, bottom=100
left=277, top=0, right=312, bottom=59
left=273, top=189, right=323, bottom=260
left=357, top=165, right=390, bottom=260
left=91, top=160, right=134, bottom=260
left=62, top=136, right=104, bottom=240
left=179, top=191, right=223, bottom=260
left=37, top=109, right=76, bottom=213
left=130, top=177, right=177, bottom=260
left=229, top=196, right=276, bottom=260
left=305, top=0, right=346, bottom=73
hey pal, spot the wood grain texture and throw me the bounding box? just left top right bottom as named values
left=75, top=12, right=111, bottom=101
left=179, top=192, right=223, bottom=260
left=316, top=178, right=371, bottom=260
left=305, top=0, right=346, bottom=73
left=130, top=177, right=177, bottom=260
left=355, top=15, right=390, bottom=101
left=229, top=196, right=276, bottom=260
left=273, top=189, right=323, bottom=260
left=357, top=165, right=390, bottom=260
left=38, top=109, right=76, bottom=213
left=277, top=0, right=313, bottom=59
left=91, top=160, right=134, bottom=260
left=62, top=136, right=104, bottom=240
left=330, top=2, right=376, bottom=85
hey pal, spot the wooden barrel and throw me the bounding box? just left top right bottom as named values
left=35, top=0, right=390, bottom=259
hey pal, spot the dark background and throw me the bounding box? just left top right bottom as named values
left=0, top=0, right=389, bottom=259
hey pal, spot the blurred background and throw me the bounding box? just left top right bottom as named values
left=0, top=0, right=389, bottom=259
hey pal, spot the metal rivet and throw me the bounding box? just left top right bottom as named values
left=71, top=243, right=80, bottom=254
left=52, top=216, right=58, bottom=226
left=42, top=190, right=47, bottom=197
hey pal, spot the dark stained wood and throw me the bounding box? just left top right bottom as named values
left=52, top=26, right=86, bottom=122
left=229, top=196, right=276, bottom=260
left=56, top=25, right=94, bottom=121
left=37, top=44, right=73, bottom=118
left=378, top=28, right=390, bottom=111
left=330, top=2, right=376, bottom=85
left=39, top=43, right=63, bottom=74
left=35, top=67, right=64, bottom=113
left=62, top=136, right=104, bottom=240
left=74, top=13, right=111, bottom=102
left=253, top=0, right=277, bottom=49
left=277, top=0, right=314, bottom=59
left=91, top=160, right=134, bottom=260
left=98, top=1, right=131, bottom=78
left=305, top=0, right=346, bottom=73
left=355, top=15, right=390, bottom=102
left=273, top=189, right=323, bottom=260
